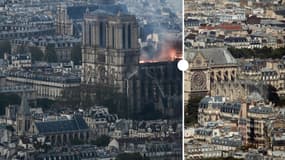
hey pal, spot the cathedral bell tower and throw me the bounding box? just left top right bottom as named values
left=81, top=6, right=140, bottom=93
left=16, top=94, right=32, bottom=136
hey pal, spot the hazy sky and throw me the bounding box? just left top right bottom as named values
left=166, top=0, right=182, bottom=14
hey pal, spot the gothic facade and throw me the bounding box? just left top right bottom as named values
left=211, top=80, right=269, bottom=102
left=81, top=6, right=139, bottom=93
left=80, top=0, right=181, bottom=118
left=184, top=48, right=238, bottom=104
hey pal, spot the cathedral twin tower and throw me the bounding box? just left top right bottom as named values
left=81, top=1, right=140, bottom=93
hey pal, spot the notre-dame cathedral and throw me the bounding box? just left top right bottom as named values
left=81, top=0, right=182, bottom=118
left=81, top=0, right=139, bottom=93
left=184, top=48, right=238, bottom=103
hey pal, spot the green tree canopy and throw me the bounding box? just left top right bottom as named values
left=6, top=125, right=15, bottom=132
left=61, top=86, right=81, bottom=107
left=0, top=93, right=21, bottom=115
left=267, top=84, right=280, bottom=105
left=29, top=46, right=44, bottom=62
left=80, top=84, right=129, bottom=118
left=185, top=96, right=203, bottom=126
left=91, top=135, right=111, bottom=147
left=71, top=44, right=82, bottom=65
left=0, top=40, right=11, bottom=58
left=44, top=44, right=57, bottom=62
left=35, top=98, right=55, bottom=111
left=70, top=138, right=85, bottom=145
left=16, top=45, right=26, bottom=53
left=136, top=102, right=163, bottom=120
left=228, top=46, right=285, bottom=59
left=116, top=153, right=150, bottom=160
left=80, top=83, right=166, bottom=120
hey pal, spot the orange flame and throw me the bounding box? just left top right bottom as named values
left=139, top=48, right=181, bottom=64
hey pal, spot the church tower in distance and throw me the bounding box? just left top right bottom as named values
left=16, top=94, right=32, bottom=136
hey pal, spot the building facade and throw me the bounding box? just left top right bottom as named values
left=9, top=54, right=32, bottom=69
left=240, top=58, right=285, bottom=96
left=247, top=104, right=273, bottom=147
left=80, top=0, right=182, bottom=118
left=184, top=48, right=238, bottom=103
left=6, top=70, right=80, bottom=100
left=81, top=2, right=140, bottom=93
left=11, top=36, right=81, bottom=62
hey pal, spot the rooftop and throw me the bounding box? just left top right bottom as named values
left=248, top=104, right=273, bottom=114
left=186, top=48, right=238, bottom=65
left=211, top=136, right=242, bottom=147
left=35, top=115, right=89, bottom=134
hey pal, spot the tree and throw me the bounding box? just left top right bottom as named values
left=136, top=102, right=163, bottom=120
left=29, top=46, right=44, bottom=62
left=267, top=85, right=280, bottom=105
left=228, top=46, right=285, bottom=59
left=6, top=125, right=15, bottom=132
left=44, top=44, right=57, bottom=62
left=71, top=44, right=82, bottom=65
left=16, top=45, right=26, bottom=53
left=70, top=138, right=85, bottom=145
left=185, top=96, right=203, bottom=126
left=116, top=153, right=150, bottom=160
left=0, top=40, right=11, bottom=58
left=91, top=135, right=111, bottom=147
left=0, top=93, right=21, bottom=115
left=272, top=47, right=285, bottom=59
left=61, top=86, right=81, bottom=107
left=80, top=83, right=129, bottom=118
left=36, top=98, right=55, bottom=111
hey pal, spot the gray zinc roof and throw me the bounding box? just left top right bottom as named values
left=248, top=105, right=273, bottom=114
left=185, top=48, right=237, bottom=65
left=35, top=115, right=89, bottom=134
left=220, top=102, right=241, bottom=114
left=211, top=137, right=242, bottom=147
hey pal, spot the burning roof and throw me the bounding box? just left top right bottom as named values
left=139, top=39, right=182, bottom=64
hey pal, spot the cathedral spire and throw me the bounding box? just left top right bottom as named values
left=16, top=93, right=32, bottom=136
left=19, top=93, right=30, bottom=116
